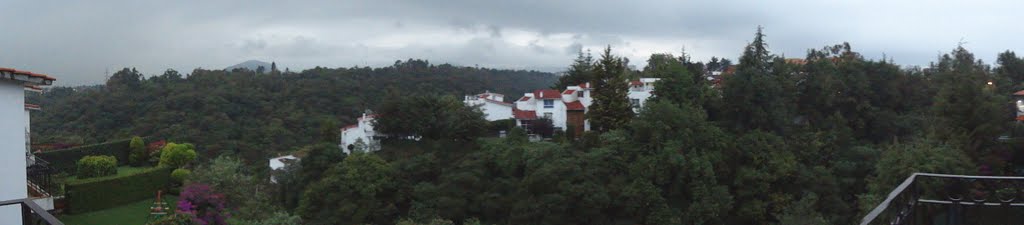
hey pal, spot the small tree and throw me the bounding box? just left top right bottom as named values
left=160, top=142, right=197, bottom=168
left=129, top=136, right=147, bottom=166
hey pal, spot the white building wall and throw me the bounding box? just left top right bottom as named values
left=465, top=95, right=513, bottom=121
left=479, top=102, right=512, bottom=121
left=340, top=115, right=379, bottom=154
left=0, top=82, right=27, bottom=225
left=534, top=99, right=568, bottom=130
left=628, top=90, right=654, bottom=113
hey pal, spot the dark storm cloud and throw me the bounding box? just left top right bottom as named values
left=1, top=0, right=1022, bottom=85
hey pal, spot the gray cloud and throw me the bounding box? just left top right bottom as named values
left=1, top=0, right=1023, bottom=85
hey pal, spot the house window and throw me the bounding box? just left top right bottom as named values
left=578, top=91, right=584, bottom=98
left=543, top=99, right=554, bottom=108
left=543, top=112, right=553, bottom=119
left=630, top=98, right=640, bottom=109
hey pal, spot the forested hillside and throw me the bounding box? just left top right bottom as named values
left=29, top=28, right=1024, bottom=224
left=28, top=59, right=556, bottom=161
left=279, top=29, right=1024, bottom=224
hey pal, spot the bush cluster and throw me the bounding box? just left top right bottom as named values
left=76, top=155, right=117, bottom=178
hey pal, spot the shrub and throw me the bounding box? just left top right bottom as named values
left=145, top=213, right=193, bottom=225
left=129, top=136, right=148, bottom=166
left=160, top=142, right=197, bottom=168
left=178, top=183, right=229, bottom=225
left=66, top=166, right=174, bottom=213
left=171, top=168, right=191, bottom=184
left=76, top=155, right=117, bottom=179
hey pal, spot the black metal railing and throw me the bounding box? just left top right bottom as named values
left=861, top=173, right=1024, bottom=225
left=27, top=157, right=56, bottom=196
left=0, top=198, right=63, bottom=225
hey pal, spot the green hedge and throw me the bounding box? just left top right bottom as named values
left=65, top=166, right=173, bottom=214
left=37, top=137, right=149, bottom=172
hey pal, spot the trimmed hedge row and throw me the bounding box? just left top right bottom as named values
left=37, top=137, right=149, bottom=172
left=65, top=166, right=173, bottom=214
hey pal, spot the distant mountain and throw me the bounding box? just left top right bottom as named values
left=225, top=60, right=274, bottom=72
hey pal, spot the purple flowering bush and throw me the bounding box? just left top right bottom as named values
left=177, top=183, right=229, bottom=225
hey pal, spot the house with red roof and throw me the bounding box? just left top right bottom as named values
left=512, top=77, right=660, bottom=139
left=463, top=91, right=513, bottom=121
left=339, top=112, right=381, bottom=154
left=0, top=67, right=57, bottom=224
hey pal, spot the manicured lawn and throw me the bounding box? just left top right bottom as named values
left=59, top=195, right=178, bottom=225
left=65, top=166, right=155, bottom=184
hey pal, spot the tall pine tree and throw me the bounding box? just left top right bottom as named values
left=930, top=46, right=1008, bottom=157
left=554, top=50, right=595, bottom=89
left=588, top=46, right=634, bottom=132
left=721, top=27, right=789, bottom=133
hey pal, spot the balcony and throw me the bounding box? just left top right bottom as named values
left=0, top=198, right=64, bottom=225
left=861, top=173, right=1024, bottom=225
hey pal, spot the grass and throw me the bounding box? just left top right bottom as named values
left=59, top=195, right=178, bottom=225
left=65, top=166, right=157, bottom=184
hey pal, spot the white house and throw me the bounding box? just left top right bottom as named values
left=627, top=78, right=660, bottom=113
left=0, top=67, right=54, bottom=224
left=268, top=155, right=299, bottom=183
left=512, top=78, right=659, bottom=138
left=463, top=91, right=513, bottom=121
left=339, top=113, right=381, bottom=154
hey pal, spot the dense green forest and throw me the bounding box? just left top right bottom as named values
left=28, top=60, right=556, bottom=161
left=35, top=28, right=1024, bottom=225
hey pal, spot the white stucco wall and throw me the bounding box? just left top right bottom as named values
left=479, top=102, right=512, bottom=121
left=465, top=96, right=513, bottom=121
left=628, top=90, right=654, bottom=113
left=0, top=81, right=27, bottom=224
left=340, top=116, right=378, bottom=154
left=534, top=98, right=567, bottom=130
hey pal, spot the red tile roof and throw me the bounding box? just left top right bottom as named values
left=518, top=96, right=532, bottom=101
left=1015, top=90, right=1024, bottom=96
left=630, top=80, right=643, bottom=86
left=563, top=90, right=575, bottom=95
left=0, top=67, right=56, bottom=84
left=24, top=104, right=40, bottom=110
left=534, top=89, right=562, bottom=99
left=340, top=124, right=359, bottom=131
left=513, top=108, right=537, bottom=120
left=565, top=101, right=584, bottom=111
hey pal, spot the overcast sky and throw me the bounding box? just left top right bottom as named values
left=1, top=0, right=1022, bottom=85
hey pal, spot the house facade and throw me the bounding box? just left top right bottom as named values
left=339, top=113, right=381, bottom=154
left=512, top=78, right=659, bottom=138
left=463, top=91, right=513, bottom=121
left=0, top=68, right=54, bottom=224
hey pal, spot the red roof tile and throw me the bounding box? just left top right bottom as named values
left=518, top=96, right=532, bottom=101
left=0, top=67, right=56, bottom=82
left=630, top=80, right=642, bottom=86
left=565, top=101, right=584, bottom=111
left=1015, top=90, right=1024, bottom=96
left=534, top=89, right=562, bottom=99
left=24, top=104, right=40, bottom=110
left=563, top=90, right=575, bottom=95
left=340, top=124, right=359, bottom=131
left=513, top=108, right=537, bottom=120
